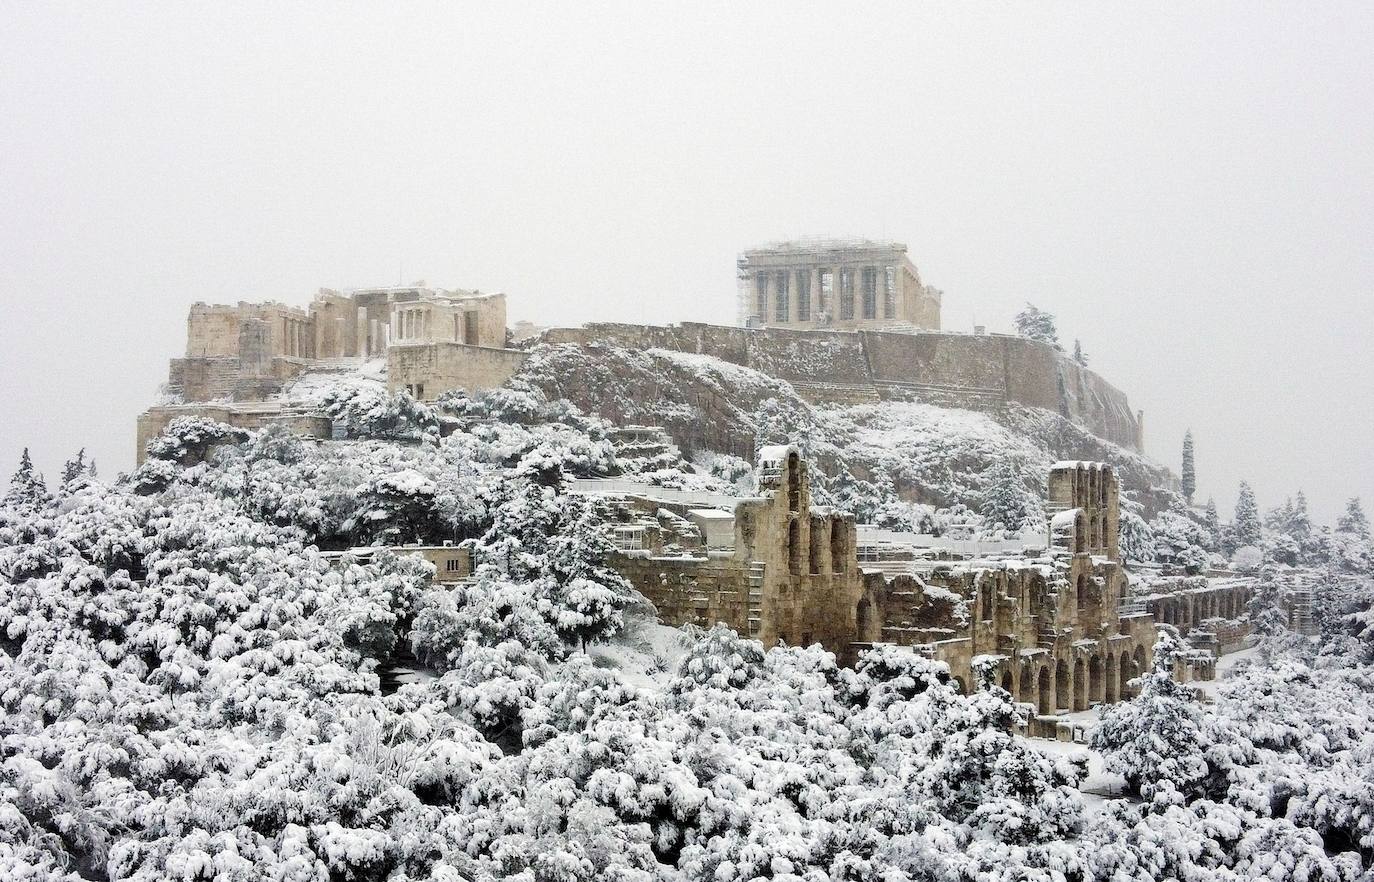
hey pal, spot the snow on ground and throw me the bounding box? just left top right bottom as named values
left=1025, top=736, right=1127, bottom=809
left=587, top=614, right=693, bottom=689
left=1193, top=643, right=1262, bottom=701
left=646, top=347, right=798, bottom=393
left=281, top=358, right=388, bottom=402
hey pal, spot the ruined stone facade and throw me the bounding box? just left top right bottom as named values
left=603, top=446, right=869, bottom=653
left=140, top=284, right=521, bottom=461
left=167, top=285, right=510, bottom=404
left=738, top=239, right=941, bottom=332
left=587, top=453, right=1250, bottom=731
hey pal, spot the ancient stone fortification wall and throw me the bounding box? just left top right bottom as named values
left=615, top=556, right=752, bottom=632
left=167, top=356, right=311, bottom=402
left=386, top=342, right=528, bottom=398
left=136, top=406, right=332, bottom=463
left=543, top=323, right=1142, bottom=450
left=187, top=302, right=313, bottom=359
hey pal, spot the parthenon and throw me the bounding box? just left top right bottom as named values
left=737, top=238, right=943, bottom=332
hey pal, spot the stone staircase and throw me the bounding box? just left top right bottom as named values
left=786, top=380, right=882, bottom=407
left=319, top=358, right=370, bottom=370
left=873, top=379, right=1007, bottom=410
left=746, top=561, right=765, bottom=638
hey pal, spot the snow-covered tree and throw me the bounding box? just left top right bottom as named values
left=1289, top=491, right=1313, bottom=542
left=978, top=459, right=1035, bottom=535
left=3, top=447, right=49, bottom=513
left=319, top=386, right=440, bottom=443
left=347, top=469, right=446, bottom=544
left=1013, top=303, right=1058, bottom=345
left=1151, top=509, right=1210, bottom=575
left=1203, top=497, right=1221, bottom=549
left=1118, top=493, right=1156, bottom=564
left=1337, top=497, right=1369, bottom=539
left=544, top=495, right=639, bottom=650
left=1181, top=430, right=1196, bottom=504
left=669, top=623, right=765, bottom=694
left=479, top=478, right=560, bottom=581
left=60, top=448, right=91, bottom=484
left=1072, top=338, right=1087, bottom=366
left=1093, top=629, right=1212, bottom=800
left=144, top=416, right=249, bottom=464
left=1233, top=481, right=1262, bottom=548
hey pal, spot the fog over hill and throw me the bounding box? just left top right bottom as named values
left=2, top=4, right=1372, bottom=521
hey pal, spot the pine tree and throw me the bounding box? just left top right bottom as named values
left=1265, top=497, right=1294, bottom=533
left=1203, top=497, right=1221, bottom=551
left=1072, top=339, right=1088, bottom=366
left=1013, top=303, right=1058, bottom=345
left=1233, top=481, right=1261, bottom=548
left=545, top=496, right=637, bottom=650
left=1091, top=629, right=1211, bottom=800
left=1337, top=497, right=1369, bottom=539
left=979, top=460, right=1030, bottom=534
left=1289, top=490, right=1312, bottom=540
left=4, top=448, right=50, bottom=513
left=61, top=448, right=89, bottom=484
left=1181, top=431, right=1196, bottom=504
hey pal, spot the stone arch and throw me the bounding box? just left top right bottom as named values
left=1089, top=654, right=1104, bottom=705
left=1074, top=510, right=1088, bottom=554
left=1076, top=572, right=1090, bottom=610
left=1118, top=653, right=1132, bottom=699
left=788, top=518, right=803, bottom=575
left=786, top=451, right=801, bottom=513
left=808, top=516, right=827, bottom=575
left=1037, top=666, right=1052, bottom=715
left=980, top=579, right=996, bottom=623
left=1055, top=659, right=1070, bottom=713
left=855, top=597, right=874, bottom=643
left=1122, top=645, right=1147, bottom=698
left=1105, top=652, right=1119, bottom=703
left=1073, top=658, right=1088, bottom=711
left=1001, top=668, right=1015, bottom=697
left=830, top=522, right=847, bottom=573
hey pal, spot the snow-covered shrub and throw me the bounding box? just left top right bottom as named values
left=318, top=386, right=440, bottom=442
left=143, top=416, right=249, bottom=465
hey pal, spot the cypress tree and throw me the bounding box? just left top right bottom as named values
left=1181, top=430, right=1196, bottom=504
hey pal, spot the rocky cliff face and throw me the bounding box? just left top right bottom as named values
left=541, top=322, right=1143, bottom=452
left=514, top=340, right=1178, bottom=515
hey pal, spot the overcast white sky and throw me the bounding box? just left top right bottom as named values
left=2, top=3, right=1370, bottom=522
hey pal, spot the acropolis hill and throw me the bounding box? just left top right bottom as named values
left=129, top=238, right=1248, bottom=735
left=138, top=238, right=1146, bottom=463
